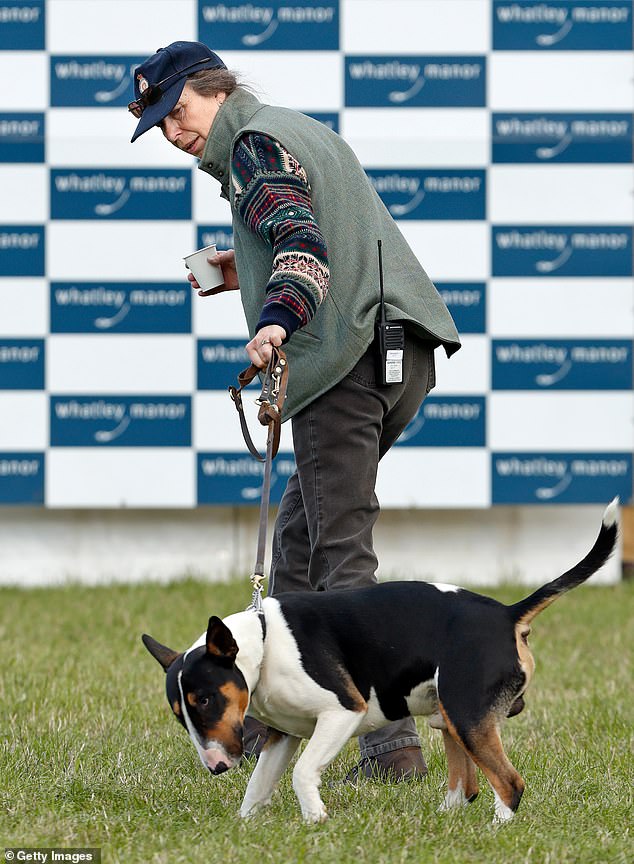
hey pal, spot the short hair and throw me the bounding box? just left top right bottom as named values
left=186, top=68, right=240, bottom=97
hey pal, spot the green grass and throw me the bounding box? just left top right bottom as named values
left=1, top=577, right=632, bottom=864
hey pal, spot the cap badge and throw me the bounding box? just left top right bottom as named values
left=137, top=74, right=149, bottom=94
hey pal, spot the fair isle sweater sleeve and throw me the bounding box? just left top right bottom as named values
left=231, top=131, right=330, bottom=339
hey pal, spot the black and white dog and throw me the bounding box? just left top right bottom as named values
left=143, top=500, right=617, bottom=823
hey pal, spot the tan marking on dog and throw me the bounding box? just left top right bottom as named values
left=447, top=706, right=524, bottom=812
left=341, top=668, right=368, bottom=714
left=441, top=728, right=478, bottom=799
left=186, top=691, right=197, bottom=707
left=517, top=596, right=557, bottom=628
left=262, top=728, right=285, bottom=751
left=172, top=700, right=181, bottom=716
left=202, top=681, right=249, bottom=755
left=515, top=622, right=536, bottom=685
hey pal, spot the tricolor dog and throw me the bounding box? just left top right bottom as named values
left=143, top=500, right=617, bottom=823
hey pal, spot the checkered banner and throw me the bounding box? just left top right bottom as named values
left=1, top=0, right=632, bottom=508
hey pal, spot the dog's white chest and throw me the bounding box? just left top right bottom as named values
left=247, top=600, right=344, bottom=739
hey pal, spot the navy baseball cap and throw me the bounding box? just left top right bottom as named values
left=129, top=41, right=226, bottom=142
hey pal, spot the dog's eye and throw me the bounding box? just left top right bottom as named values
left=199, top=696, right=209, bottom=707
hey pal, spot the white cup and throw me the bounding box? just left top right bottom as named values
left=183, top=243, right=224, bottom=291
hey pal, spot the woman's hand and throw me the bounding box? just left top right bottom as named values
left=246, top=325, right=287, bottom=369
left=187, top=248, right=240, bottom=296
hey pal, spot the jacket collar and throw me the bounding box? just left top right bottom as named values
left=197, top=88, right=265, bottom=200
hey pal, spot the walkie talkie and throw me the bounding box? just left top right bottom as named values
left=375, top=240, right=404, bottom=385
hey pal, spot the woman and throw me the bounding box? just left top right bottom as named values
left=130, top=40, right=460, bottom=781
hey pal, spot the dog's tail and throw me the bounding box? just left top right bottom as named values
left=509, top=498, right=619, bottom=627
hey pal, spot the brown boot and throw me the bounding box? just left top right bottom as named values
left=345, top=747, right=428, bottom=783
left=242, top=717, right=269, bottom=759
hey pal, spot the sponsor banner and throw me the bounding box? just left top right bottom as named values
left=492, top=226, right=633, bottom=277
left=50, top=282, right=191, bottom=334
left=50, top=55, right=144, bottom=107
left=492, top=112, right=633, bottom=164
left=197, top=224, right=234, bottom=251
left=0, top=339, right=44, bottom=389
left=395, top=396, right=486, bottom=447
left=0, top=226, right=44, bottom=276
left=197, top=451, right=296, bottom=504
left=0, top=113, right=44, bottom=162
left=366, top=169, right=486, bottom=220
left=345, top=55, right=486, bottom=107
left=0, top=452, right=44, bottom=504
left=50, top=396, right=192, bottom=446
left=198, top=339, right=251, bottom=389
left=492, top=452, right=632, bottom=504
left=198, top=0, right=339, bottom=50
left=437, top=282, right=486, bottom=334
left=50, top=170, right=192, bottom=221
left=0, top=0, right=44, bottom=50
left=493, top=0, right=633, bottom=50
left=492, top=339, right=633, bottom=390
left=491, top=339, right=632, bottom=390
left=306, top=111, right=339, bottom=133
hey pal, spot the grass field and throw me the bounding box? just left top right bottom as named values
left=1, top=576, right=632, bottom=864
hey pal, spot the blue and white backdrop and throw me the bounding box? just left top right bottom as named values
left=1, top=0, right=632, bottom=509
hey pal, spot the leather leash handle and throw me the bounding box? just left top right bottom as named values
left=229, top=347, right=288, bottom=462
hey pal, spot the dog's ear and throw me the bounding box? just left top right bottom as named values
left=142, top=634, right=181, bottom=672
left=206, top=616, right=239, bottom=662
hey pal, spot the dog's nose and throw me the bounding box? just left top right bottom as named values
left=210, top=762, right=229, bottom=775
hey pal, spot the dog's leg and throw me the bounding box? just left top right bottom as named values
left=441, top=708, right=524, bottom=825
left=240, top=730, right=301, bottom=819
left=292, top=708, right=366, bottom=823
left=438, top=728, right=479, bottom=811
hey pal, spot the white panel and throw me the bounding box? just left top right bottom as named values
left=47, top=222, right=196, bottom=280
left=490, top=279, right=634, bottom=338
left=397, top=222, right=489, bottom=281
left=47, top=109, right=194, bottom=167
left=0, top=53, right=47, bottom=109
left=433, top=335, right=488, bottom=394
left=0, top=279, right=48, bottom=335
left=194, top=291, right=249, bottom=337
left=0, top=166, right=47, bottom=222
left=490, top=54, right=634, bottom=111
left=219, top=52, right=342, bottom=111
left=194, top=392, right=294, bottom=451
left=490, top=393, right=634, bottom=450
left=193, top=171, right=234, bottom=223
left=47, top=335, right=194, bottom=393
left=48, top=0, right=197, bottom=52
left=490, top=166, right=634, bottom=224
left=377, top=448, right=490, bottom=507
left=342, top=108, right=489, bottom=167
left=343, top=0, right=489, bottom=52
left=47, top=449, right=195, bottom=507
left=0, top=393, right=47, bottom=449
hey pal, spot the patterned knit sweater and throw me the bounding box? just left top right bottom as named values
left=231, top=131, right=330, bottom=339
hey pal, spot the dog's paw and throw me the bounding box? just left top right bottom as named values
left=301, top=805, right=328, bottom=824
left=492, top=792, right=515, bottom=825
left=240, top=800, right=269, bottom=820
left=438, top=785, right=469, bottom=812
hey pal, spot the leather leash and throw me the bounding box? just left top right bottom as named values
left=229, top=347, right=288, bottom=612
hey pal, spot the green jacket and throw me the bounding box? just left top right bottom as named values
left=199, top=88, right=460, bottom=420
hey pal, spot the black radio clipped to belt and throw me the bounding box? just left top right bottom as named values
left=375, top=239, right=404, bottom=385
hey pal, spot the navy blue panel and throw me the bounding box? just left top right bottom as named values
left=492, top=452, right=633, bottom=504
left=345, top=56, right=486, bottom=107
left=199, top=0, right=339, bottom=50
